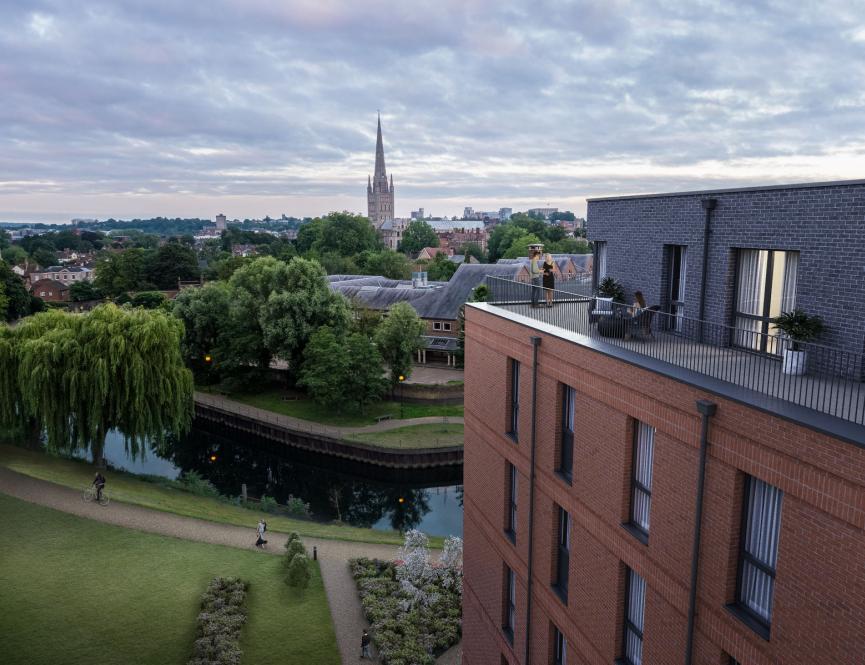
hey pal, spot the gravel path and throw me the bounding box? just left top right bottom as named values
left=0, top=467, right=461, bottom=665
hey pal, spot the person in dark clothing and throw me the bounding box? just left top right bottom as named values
left=361, top=630, right=372, bottom=659
left=92, top=472, right=106, bottom=502
left=542, top=252, right=555, bottom=307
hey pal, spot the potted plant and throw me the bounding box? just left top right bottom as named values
left=770, top=308, right=825, bottom=375
left=597, top=276, right=625, bottom=303
left=595, top=277, right=626, bottom=337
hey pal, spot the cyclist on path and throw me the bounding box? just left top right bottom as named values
left=92, top=472, right=106, bottom=503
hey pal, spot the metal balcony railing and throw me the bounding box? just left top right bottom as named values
left=484, top=276, right=865, bottom=427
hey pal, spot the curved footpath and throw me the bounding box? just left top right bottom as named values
left=0, top=467, right=461, bottom=665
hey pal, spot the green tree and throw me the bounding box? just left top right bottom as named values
left=31, top=247, right=58, bottom=268
left=398, top=221, right=438, bottom=255
left=298, top=327, right=350, bottom=409
left=69, top=281, right=100, bottom=302
left=460, top=242, right=486, bottom=263
left=260, top=258, right=350, bottom=376
left=374, top=302, right=425, bottom=389
left=548, top=237, right=592, bottom=254
left=295, top=218, right=323, bottom=254
left=487, top=223, right=526, bottom=262
left=172, top=281, right=232, bottom=379
left=94, top=248, right=151, bottom=297
left=312, top=212, right=380, bottom=257
left=344, top=332, right=388, bottom=413
left=0, top=305, right=193, bottom=466
left=129, top=291, right=167, bottom=309
left=502, top=233, right=543, bottom=259
left=0, top=261, right=33, bottom=321
left=356, top=249, right=412, bottom=279
left=425, top=253, right=457, bottom=281
left=0, top=245, right=27, bottom=266
left=0, top=280, right=7, bottom=322
left=146, top=241, right=200, bottom=289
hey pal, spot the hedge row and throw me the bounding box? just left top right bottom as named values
left=188, top=577, right=248, bottom=665
left=349, top=558, right=461, bottom=665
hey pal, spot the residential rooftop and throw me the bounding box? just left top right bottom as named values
left=586, top=178, right=865, bottom=202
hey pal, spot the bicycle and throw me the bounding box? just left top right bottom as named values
left=82, top=486, right=110, bottom=506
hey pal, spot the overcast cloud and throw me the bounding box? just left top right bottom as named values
left=1, top=0, right=865, bottom=221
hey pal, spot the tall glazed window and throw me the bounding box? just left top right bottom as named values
left=628, top=422, right=655, bottom=540
left=734, top=249, right=798, bottom=354
left=559, top=386, right=575, bottom=480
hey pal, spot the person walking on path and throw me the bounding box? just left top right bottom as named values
left=542, top=252, right=555, bottom=307
left=92, top=472, right=106, bottom=503
left=255, top=518, right=268, bottom=548
left=360, top=630, right=372, bottom=659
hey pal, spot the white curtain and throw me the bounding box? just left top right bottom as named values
left=735, top=250, right=767, bottom=350
left=626, top=569, right=646, bottom=665
left=632, top=423, right=655, bottom=531
left=781, top=251, right=798, bottom=312
left=742, top=478, right=783, bottom=622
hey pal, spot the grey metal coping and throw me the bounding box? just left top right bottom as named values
left=586, top=178, right=865, bottom=202
left=468, top=302, right=865, bottom=448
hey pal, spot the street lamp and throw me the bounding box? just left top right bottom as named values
left=398, top=375, right=405, bottom=418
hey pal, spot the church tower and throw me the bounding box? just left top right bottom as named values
left=367, top=114, right=394, bottom=227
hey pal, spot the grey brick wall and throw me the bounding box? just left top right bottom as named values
left=586, top=181, right=865, bottom=356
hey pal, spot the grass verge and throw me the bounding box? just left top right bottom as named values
left=0, top=444, right=441, bottom=546
left=204, top=388, right=464, bottom=427
left=346, top=423, right=464, bottom=448
left=0, top=493, right=339, bottom=665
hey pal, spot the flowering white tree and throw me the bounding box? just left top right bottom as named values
left=396, top=530, right=437, bottom=609
left=438, top=536, right=463, bottom=593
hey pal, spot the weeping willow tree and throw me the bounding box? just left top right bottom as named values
left=0, top=304, right=194, bottom=465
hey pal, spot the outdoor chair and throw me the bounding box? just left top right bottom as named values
left=590, top=297, right=615, bottom=324
left=627, top=305, right=660, bottom=341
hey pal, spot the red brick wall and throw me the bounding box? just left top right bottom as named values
left=463, top=305, right=865, bottom=665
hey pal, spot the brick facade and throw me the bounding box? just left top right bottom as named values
left=587, top=180, right=865, bottom=355
left=463, top=304, right=865, bottom=665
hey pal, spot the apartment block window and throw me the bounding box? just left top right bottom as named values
left=595, top=241, right=608, bottom=286
left=552, top=624, right=567, bottom=665
left=503, top=566, right=516, bottom=642
left=508, top=359, right=520, bottom=440
left=628, top=422, right=655, bottom=541
left=735, top=476, right=783, bottom=635
left=553, top=506, right=570, bottom=602
left=734, top=249, right=798, bottom=354
left=506, top=463, right=517, bottom=541
left=666, top=245, right=687, bottom=332
left=559, top=386, right=575, bottom=481
left=622, top=568, right=646, bottom=665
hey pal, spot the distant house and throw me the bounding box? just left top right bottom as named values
left=416, top=246, right=452, bottom=261
left=231, top=244, right=259, bottom=258
left=29, top=266, right=93, bottom=283
left=30, top=278, right=70, bottom=302
left=447, top=254, right=479, bottom=266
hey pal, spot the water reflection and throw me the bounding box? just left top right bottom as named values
left=91, top=424, right=463, bottom=536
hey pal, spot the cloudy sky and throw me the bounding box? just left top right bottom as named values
left=2, top=0, right=865, bottom=222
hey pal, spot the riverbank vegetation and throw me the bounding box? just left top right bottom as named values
left=0, top=444, right=435, bottom=546
left=0, top=494, right=339, bottom=665
left=346, top=424, right=464, bottom=448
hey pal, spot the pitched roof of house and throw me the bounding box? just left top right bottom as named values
left=37, top=265, right=92, bottom=273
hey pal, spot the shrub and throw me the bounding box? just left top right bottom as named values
left=258, top=495, right=279, bottom=514
left=284, top=538, right=306, bottom=563
left=285, top=494, right=311, bottom=517
left=285, top=531, right=302, bottom=548
left=180, top=470, right=220, bottom=497
left=188, top=577, right=248, bottom=665
left=287, top=553, right=311, bottom=589
left=349, top=532, right=462, bottom=664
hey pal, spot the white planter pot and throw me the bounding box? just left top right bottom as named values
left=782, top=349, right=808, bottom=376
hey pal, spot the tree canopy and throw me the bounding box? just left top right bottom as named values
left=399, top=221, right=439, bottom=255
left=146, top=241, right=200, bottom=289
left=424, top=253, right=457, bottom=281
left=374, top=302, right=425, bottom=388
left=0, top=261, right=36, bottom=321
left=0, top=305, right=193, bottom=465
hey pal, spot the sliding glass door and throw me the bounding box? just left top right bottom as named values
left=734, top=249, right=798, bottom=354
left=667, top=245, right=687, bottom=332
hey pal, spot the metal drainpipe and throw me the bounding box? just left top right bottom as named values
left=697, top=198, right=717, bottom=343
left=685, top=399, right=717, bottom=665
left=524, top=336, right=541, bottom=665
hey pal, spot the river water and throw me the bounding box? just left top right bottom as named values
left=86, top=424, right=463, bottom=537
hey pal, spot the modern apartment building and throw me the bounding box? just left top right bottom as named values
left=462, top=180, right=865, bottom=665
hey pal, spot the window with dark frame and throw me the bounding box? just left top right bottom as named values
left=443, top=322, right=452, bottom=331
left=508, top=359, right=520, bottom=440
left=553, top=624, right=567, bottom=665
left=734, top=476, right=783, bottom=636
left=559, top=385, right=575, bottom=481
left=666, top=245, right=687, bottom=333
left=553, top=506, right=570, bottom=602
left=733, top=249, right=798, bottom=354
left=503, top=565, right=516, bottom=642
left=433, top=321, right=442, bottom=331
left=622, top=567, right=646, bottom=665
left=628, top=421, right=655, bottom=540
left=506, top=463, right=517, bottom=541
left=594, top=240, right=608, bottom=287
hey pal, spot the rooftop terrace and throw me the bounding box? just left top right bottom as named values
left=479, top=276, right=865, bottom=445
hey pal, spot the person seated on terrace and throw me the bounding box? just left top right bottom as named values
left=628, top=291, right=647, bottom=317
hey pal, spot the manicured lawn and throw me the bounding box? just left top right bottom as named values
left=346, top=423, right=464, bottom=448
left=0, top=444, right=418, bottom=546
left=206, top=388, right=464, bottom=427
left=0, top=494, right=339, bottom=665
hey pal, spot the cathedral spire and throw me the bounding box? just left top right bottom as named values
left=374, top=113, right=387, bottom=182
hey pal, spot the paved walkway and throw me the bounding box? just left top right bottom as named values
left=196, top=391, right=464, bottom=439
left=0, top=467, right=461, bottom=665
left=404, top=366, right=464, bottom=385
